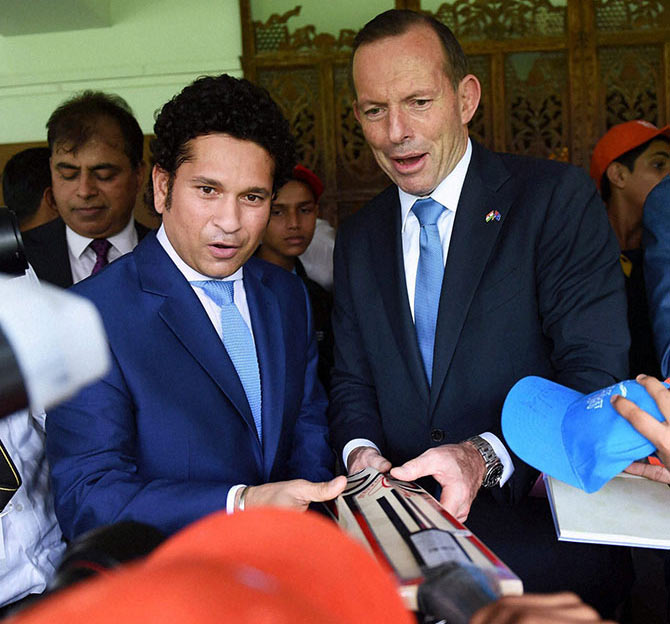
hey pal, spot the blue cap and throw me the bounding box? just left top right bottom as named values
left=501, top=377, right=667, bottom=493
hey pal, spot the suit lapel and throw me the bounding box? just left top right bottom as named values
left=371, top=189, right=430, bottom=402
left=136, top=235, right=262, bottom=458
left=430, top=143, right=512, bottom=411
left=243, top=259, right=285, bottom=480
left=27, top=219, right=73, bottom=287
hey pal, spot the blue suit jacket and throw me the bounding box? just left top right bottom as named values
left=46, top=232, right=333, bottom=539
left=643, top=174, right=670, bottom=378
left=329, top=141, right=629, bottom=503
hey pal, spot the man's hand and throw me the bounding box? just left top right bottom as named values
left=624, top=461, right=670, bottom=483
left=470, top=592, right=612, bottom=624
left=346, top=446, right=392, bottom=474
left=611, top=374, right=670, bottom=481
left=390, top=442, right=485, bottom=522
left=243, top=476, right=347, bottom=511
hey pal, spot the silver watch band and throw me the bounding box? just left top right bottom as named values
left=466, top=435, right=503, bottom=488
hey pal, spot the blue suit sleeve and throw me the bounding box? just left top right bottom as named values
left=46, top=351, right=235, bottom=540
left=643, top=175, right=670, bottom=378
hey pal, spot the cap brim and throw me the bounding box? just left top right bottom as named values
left=502, top=376, right=584, bottom=487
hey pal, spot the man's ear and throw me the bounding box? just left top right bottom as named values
left=42, top=187, right=58, bottom=217
left=606, top=161, right=627, bottom=190
left=458, top=74, right=481, bottom=125
left=152, top=165, right=170, bottom=215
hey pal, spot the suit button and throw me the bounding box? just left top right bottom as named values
left=430, top=428, right=445, bottom=442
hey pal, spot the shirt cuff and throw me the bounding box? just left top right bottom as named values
left=226, top=484, right=247, bottom=513
left=342, top=438, right=381, bottom=470
left=479, top=432, right=514, bottom=487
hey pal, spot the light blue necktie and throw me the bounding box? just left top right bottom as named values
left=192, top=280, right=262, bottom=440
left=412, top=197, right=445, bottom=385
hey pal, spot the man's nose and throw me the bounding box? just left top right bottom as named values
left=212, top=197, right=242, bottom=233
left=387, top=107, right=412, bottom=144
left=76, top=173, right=98, bottom=198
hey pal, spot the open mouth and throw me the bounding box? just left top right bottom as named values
left=392, top=154, right=426, bottom=171
left=208, top=242, right=239, bottom=259
left=395, top=155, right=423, bottom=165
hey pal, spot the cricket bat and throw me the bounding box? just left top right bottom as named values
left=323, top=467, right=523, bottom=615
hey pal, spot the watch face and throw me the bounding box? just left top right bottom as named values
left=484, top=463, right=504, bottom=487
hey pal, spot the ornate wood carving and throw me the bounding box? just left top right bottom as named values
left=505, top=52, right=568, bottom=159
left=594, top=0, right=669, bottom=31
left=599, top=45, right=662, bottom=128
left=253, top=7, right=356, bottom=53
left=257, top=68, right=321, bottom=171
left=426, top=0, right=566, bottom=40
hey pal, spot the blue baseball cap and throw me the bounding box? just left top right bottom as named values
left=501, top=377, right=668, bottom=493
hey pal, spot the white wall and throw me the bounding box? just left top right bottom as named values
left=0, top=0, right=243, bottom=142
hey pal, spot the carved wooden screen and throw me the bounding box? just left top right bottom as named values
left=240, top=0, right=670, bottom=225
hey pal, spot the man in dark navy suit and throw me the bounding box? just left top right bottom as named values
left=329, top=9, right=632, bottom=617
left=22, top=91, right=149, bottom=287
left=47, top=75, right=344, bottom=540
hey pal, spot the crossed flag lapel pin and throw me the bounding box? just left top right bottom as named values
left=485, top=210, right=501, bottom=223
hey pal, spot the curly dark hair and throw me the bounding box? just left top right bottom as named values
left=146, top=74, right=296, bottom=212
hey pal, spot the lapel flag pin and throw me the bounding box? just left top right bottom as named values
left=485, top=210, right=501, bottom=223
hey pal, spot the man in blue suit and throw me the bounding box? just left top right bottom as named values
left=329, top=9, right=632, bottom=616
left=46, top=74, right=345, bottom=540
left=643, top=175, right=670, bottom=378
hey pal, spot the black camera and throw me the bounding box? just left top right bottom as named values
left=0, top=207, right=27, bottom=276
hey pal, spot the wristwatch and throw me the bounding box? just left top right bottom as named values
left=466, top=435, right=503, bottom=488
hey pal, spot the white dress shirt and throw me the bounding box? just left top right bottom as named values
left=66, top=217, right=139, bottom=284
left=0, top=266, right=65, bottom=607
left=155, top=225, right=253, bottom=512
left=344, top=139, right=514, bottom=486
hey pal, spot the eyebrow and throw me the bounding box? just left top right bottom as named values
left=272, top=200, right=315, bottom=208
left=54, top=162, right=121, bottom=172
left=191, top=177, right=271, bottom=198
left=244, top=186, right=271, bottom=198
left=191, top=176, right=220, bottom=187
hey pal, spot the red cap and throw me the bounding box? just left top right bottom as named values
left=590, top=120, right=670, bottom=191
left=15, top=509, right=413, bottom=624
left=292, top=164, right=324, bottom=201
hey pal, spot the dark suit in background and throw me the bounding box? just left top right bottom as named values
left=330, top=141, right=633, bottom=615
left=47, top=233, right=333, bottom=539
left=21, top=217, right=150, bottom=288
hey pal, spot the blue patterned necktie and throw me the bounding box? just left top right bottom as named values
left=192, top=280, right=262, bottom=440
left=412, top=197, right=445, bottom=385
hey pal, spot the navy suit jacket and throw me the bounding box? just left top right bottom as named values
left=21, top=217, right=150, bottom=288
left=329, top=141, right=630, bottom=502
left=46, top=232, right=333, bottom=539
left=643, top=174, right=670, bottom=378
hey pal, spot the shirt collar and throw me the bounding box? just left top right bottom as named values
left=399, top=138, right=472, bottom=231
left=156, top=224, right=243, bottom=283
left=66, top=216, right=137, bottom=259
